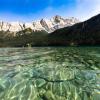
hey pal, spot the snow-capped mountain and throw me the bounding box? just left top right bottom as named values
left=0, top=15, right=79, bottom=33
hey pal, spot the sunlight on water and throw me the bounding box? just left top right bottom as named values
left=0, top=47, right=100, bottom=100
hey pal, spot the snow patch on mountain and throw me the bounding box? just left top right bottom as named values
left=0, top=15, right=79, bottom=33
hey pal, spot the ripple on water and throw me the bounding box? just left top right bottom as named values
left=0, top=47, right=100, bottom=100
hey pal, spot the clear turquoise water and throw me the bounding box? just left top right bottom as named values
left=0, top=47, right=100, bottom=100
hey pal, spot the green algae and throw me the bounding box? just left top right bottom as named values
left=0, top=47, right=100, bottom=100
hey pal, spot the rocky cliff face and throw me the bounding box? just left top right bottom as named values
left=0, top=15, right=79, bottom=33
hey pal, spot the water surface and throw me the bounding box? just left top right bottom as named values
left=0, top=47, right=100, bottom=100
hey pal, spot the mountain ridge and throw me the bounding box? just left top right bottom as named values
left=0, top=15, right=79, bottom=33
left=48, top=14, right=100, bottom=46
left=0, top=14, right=100, bottom=47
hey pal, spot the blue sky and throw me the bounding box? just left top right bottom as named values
left=0, top=0, right=100, bottom=22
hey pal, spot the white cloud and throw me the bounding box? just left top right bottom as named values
left=43, top=0, right=100, bottom=21
left=1, top=0, right=100, bottom=22
left=73, top=0, right=100, bottom=20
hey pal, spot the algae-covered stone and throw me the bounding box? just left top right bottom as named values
left=35, top=79, right=46, bottom=88
left=43, top=90, right=56, bottom=100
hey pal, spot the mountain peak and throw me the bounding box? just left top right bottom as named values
left=54, top=15, right=62, bottom=19
left=0, top=16, right=79, bottom=33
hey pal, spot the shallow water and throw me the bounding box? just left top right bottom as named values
left=0, top=47, right=100, bottom=100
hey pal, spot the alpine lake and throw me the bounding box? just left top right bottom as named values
left=0, top=47, right=100, bottom=100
